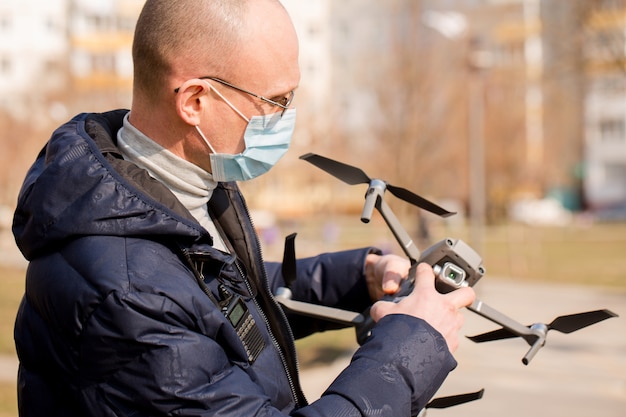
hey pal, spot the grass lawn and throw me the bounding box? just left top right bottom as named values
left=0, top=267, right=21, bottom=357
left=0, top=384, right=17, bottom=417
left=0, top=263, right=19, bottom=417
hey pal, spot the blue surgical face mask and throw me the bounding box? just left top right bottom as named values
left=196, top=81, right=296, bottom=182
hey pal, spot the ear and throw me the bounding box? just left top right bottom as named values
left=175, top=79, right=211, bottom=126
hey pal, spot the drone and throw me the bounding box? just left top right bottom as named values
left=273, top=152, right=618, bottom=412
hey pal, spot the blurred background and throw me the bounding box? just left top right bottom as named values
left=0, top=0, right=625, bottom=416
left=2, top=0, right=626, bottom=251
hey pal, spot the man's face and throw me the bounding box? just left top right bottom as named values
left=198, top=0, right=300, bottom=156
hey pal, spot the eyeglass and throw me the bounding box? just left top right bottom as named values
left=175, top=76, right=295, bottom=117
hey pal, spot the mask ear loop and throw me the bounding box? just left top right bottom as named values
left=195, top=124, right=218, bottom=154
left=201, top=80, right=250, bottom=123
left=195, top=79, right=251, bottom=155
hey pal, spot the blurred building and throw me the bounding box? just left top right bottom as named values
left=0, top=0, right=69, bottom=121
left=281, top=0, right=332, bottom=148
left=0, top=0, right=141, bottom=123
left=0, top=0, right=624, bottom=216
left=69, top=0, right=143, bottom=102
left=582, top=1, right=626, bottom=208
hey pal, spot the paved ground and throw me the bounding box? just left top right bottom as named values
left=299, top=278, right=626, bottom=417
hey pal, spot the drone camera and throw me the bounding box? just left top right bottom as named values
left=418, top=238, right=485, bottom=293
left=434, top=262, right=467, bottom=287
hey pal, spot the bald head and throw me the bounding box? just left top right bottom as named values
left=133, top=0, right=285, bottom=101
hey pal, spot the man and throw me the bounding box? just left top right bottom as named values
left=12, top=0, right=475, bottom=416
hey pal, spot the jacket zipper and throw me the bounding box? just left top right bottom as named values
left=234, top=261, right=301, bottom=408
left=237, top=198, right=306, bottom=408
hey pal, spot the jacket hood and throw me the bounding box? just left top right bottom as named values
left=13, top=110, right=209, bottom=260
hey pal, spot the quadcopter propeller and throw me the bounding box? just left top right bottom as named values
left=467, top=309, right=618, bottom=343
left=425, top=389, right=485, bottom=410
left=300, top=153, right=456, bottom=218
left=281, top=233, right=298, bottom=290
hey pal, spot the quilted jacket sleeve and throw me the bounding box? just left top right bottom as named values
left=295, top=315, right=457, bottom=417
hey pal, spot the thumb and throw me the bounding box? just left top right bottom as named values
left=369, top=299, right=394, bottom=323
left=411, top=262, right=437, bottom=292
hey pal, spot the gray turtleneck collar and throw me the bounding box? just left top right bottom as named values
left=117, top=113, right=228, bottom=252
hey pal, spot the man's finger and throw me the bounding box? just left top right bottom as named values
left=369, top=300, right=393, bottom=322
left=446, top=286, right=476, bottom=309
left=411, top=262, right=437, bottom=291
left=382, top=269, right=403, bottom=294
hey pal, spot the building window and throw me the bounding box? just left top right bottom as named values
left=0, top=57, right=10, bottom=75
left=605, top=162, right=626, bottom=185
left=118, top=16, right=136, bottom=32
left=86, top=14, right=114, bottom=32
left=0, top=14, right=11, bottom=31
left=593, top=75, right=626, bottom=94
left=599, top=118, right=626, bottom=142
left=495, top=42, right=525, bottom=67
left=595, top=0, right=625, bottom=12
left=91, top=54, right=116, bottom=73
left=44, top=59, right=62, bottom=73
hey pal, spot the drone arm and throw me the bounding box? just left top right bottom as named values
left=468, top=299, right=538, bottom=341
left=275, top=287, right=365, bottom=327
left=468, top=299, right=547, bottom=364
left=374, top=191, right=421, bottom=264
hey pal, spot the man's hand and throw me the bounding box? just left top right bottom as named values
left=364, top=253, right=411, bottom=301
left=369, top=262, right=476, bottom=353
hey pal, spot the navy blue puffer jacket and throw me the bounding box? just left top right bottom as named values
left=12, top=110, right=456, bottom=416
